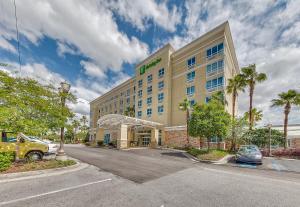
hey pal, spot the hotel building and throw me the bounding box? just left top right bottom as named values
left=89, top=21, right=239, bottom=149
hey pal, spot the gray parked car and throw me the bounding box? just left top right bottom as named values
left=236, top=145, right=262, bottom=164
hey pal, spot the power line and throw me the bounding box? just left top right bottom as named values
left=13, top=0, right=21, bottom=73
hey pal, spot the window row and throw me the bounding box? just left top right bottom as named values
left=138, top=81, right=164, bottom=98
left=138, top=68, right=165, bottom=88
left=206, top=43, right=224, bottom=58
left=137, top=105, right=164, bottom=117
left=137, top=93, right=164, bottom=108
left=206, top=76, right=224, bottom=90
left=206, top=59, right=224, bottom=75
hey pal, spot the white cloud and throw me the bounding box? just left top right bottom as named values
left=80, top=61, right=106, bottom=80
left=0, top=37, right=17, bottom=54
left=166, top=0, right=300, bottom=125
left=106, top=0, right=182, bottom=32
left=0, top=0, right=149, bottom=75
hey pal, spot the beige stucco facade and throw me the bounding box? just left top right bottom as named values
left=89, top=21, right=239, bottom=148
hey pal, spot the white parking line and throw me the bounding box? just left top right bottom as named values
left=0, top=178, right=112, bottom=206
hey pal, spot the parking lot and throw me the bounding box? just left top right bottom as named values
left=65, top=145, right=195, bottom=183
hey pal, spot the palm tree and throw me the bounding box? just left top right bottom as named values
left=271, top=90, right=300, bottom=148
left=226, top=75, right=246, bottom=151
left=244, top=108, right=263, bottom=127
left=79, top=115, right=88, bottom=132
left=240, top=64, right=267, bottom=129
left=125, top=106, right=135, bottom=117
left=179, top=98, right=191, bottom=146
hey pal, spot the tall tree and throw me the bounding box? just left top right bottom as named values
left=244, top=108, right=263, bottom=127
left=124, top=106, right=135, bottom=117
left=0, top=71, right=76, bottom=135
left=79, top=115, right=88, bottom=132
left=189, top=98, right=231, bottom=151
left=271, top=90, right=300, bottom=148
left=226, top=75, right=246, bottom=151
left=240, top=64, right=267, bottom=129
left=179, top=98, right=192, bottom=146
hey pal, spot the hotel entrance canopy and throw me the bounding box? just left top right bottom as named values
left=97, top=114, right=163, bottom=129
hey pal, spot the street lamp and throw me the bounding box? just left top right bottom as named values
left=56, top=81, right=71, bottom=160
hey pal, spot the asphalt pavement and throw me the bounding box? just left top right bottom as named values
left=1, top=145, right=300, bottom=207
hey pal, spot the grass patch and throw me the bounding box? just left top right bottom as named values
left=1, top=159, right=76, bottom=174
left=187, top=148, right=229, bottom=161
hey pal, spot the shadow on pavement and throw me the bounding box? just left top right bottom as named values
left=161, top=152, right=186, bottom=158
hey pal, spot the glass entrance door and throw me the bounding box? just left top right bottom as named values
left=141, top=135, right=150, bottom=147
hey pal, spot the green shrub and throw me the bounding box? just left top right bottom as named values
left=0, top=152, right=15, bottom=172
left=187, top=148, right=208, bottom=157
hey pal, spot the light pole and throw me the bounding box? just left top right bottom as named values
left=56, top=81, right=70, bottom=161
left=267, top=123, right=272, bottom=157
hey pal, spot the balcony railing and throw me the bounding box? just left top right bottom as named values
left=206, top=68, right=224, bottom=77
left=206, top=85, right=224, bottom=92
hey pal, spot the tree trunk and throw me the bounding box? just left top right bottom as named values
left=283, top=104, right=290, bottom=149
left=186, top=110, right=190, bottom=146
left=231, top=93, right=237, bottom=152
left=207, top=138, right=210, bottom=152
left=249, top=84, right=254, bottom=130
left=199, top=137, right=201, bottom=149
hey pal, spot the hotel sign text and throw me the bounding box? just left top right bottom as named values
left=139, top=57, right=162, bottom=75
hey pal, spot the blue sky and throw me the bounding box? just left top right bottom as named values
left=1, top=0, right=300, bottom=125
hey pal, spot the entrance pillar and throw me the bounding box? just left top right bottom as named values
left=150, top=128, right=159, bottom=148
left=118, top=124, right=128, bottom=149
left=96, top=128, right=104, bottom=143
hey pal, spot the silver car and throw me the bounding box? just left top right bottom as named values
left=236, top=145, right=262, bottom=164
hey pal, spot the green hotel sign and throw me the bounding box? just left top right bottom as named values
left=139, top=57, right=162, bottom=75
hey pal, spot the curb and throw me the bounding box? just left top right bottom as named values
left=182, top=152, right=234, bottom=164
left=0, top=158, right=89, bottom=184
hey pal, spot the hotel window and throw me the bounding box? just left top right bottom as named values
left=133, top=95, right=135, bottom=102
left=206, top=76, right=224, bottom=90
left=158, top=81, right=164, bottom=90
left=187, top=56, right=196, bottom=68
left=158, top=68, right=165, bottom=77
left=138, top=100, right=142, bottom=108
left=133, top=86, right=136, bottom=93
left=206, top=60, right=224, bottom=75
left=158, top=93, right=164, bottom=102
left=137, top=111, right=142, bottom=117
left=138, top=79, right=143, bottom=88
left=147, top=74, right=153, bottom=83
left=205, top=96, right=211, bottom=103
left=147, top=108, right=152, bottom=116
left=189, top=100, right=196, bottom=106
left=138, top=90, right=143, bottom=97
left=120, top=99, right=123, bottom=105
left=158, top=105, right=164, bottom=114
left=147, top=97, right=152, bottom=105
left=126, top=97, right=130, bottom=104
left=186, top=86, right=195, bottom=96
left=147, top=85, right=152, bottom=95
left=186, top=71, right=195, bottom=82
left=126, top=89, right=130, bottom=96
left=206, top=43, right=224, bottom=58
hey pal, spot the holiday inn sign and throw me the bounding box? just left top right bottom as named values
left=139, top=57, right=162, bottom=75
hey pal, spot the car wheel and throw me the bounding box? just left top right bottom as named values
left=26, top=151, right=43, bottom=161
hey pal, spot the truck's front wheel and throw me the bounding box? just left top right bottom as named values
left=26, top=151, right=43, bottom=161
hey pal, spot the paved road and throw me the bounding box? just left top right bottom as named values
left=65, top=145, right=194, bottom=183
left=1, top=145, right=300, bottom=207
